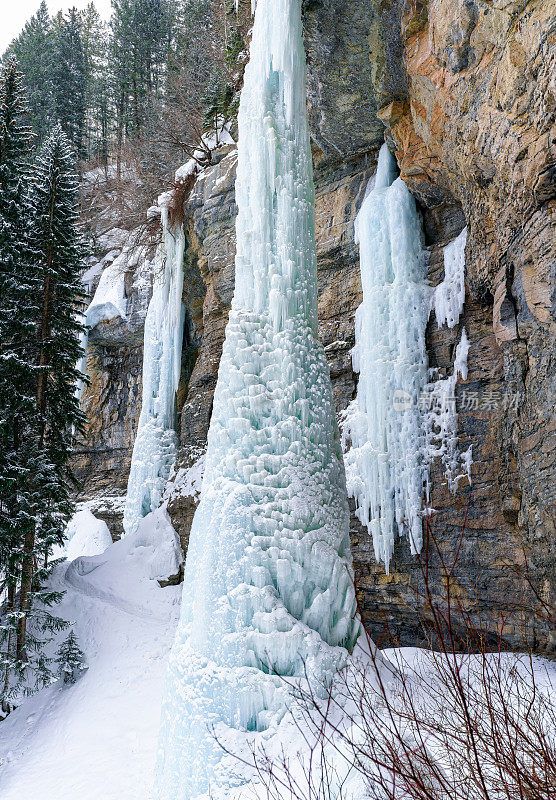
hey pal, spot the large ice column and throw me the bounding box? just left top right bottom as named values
left=341, top=144, right=430, bottom=572
left=155, top=1, right=359, bottom=797
left=122, top=208, right=185, bottom=535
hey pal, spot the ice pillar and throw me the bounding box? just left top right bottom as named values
left=155, top=1, right=359, bottom=797
left=123, top=209, right=185, bottom=535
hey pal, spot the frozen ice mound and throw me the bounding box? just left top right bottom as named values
left=53, top=508, right=113, bottom=562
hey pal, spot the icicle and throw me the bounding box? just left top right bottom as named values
left=425, top=329, right=471, bottom=493
left=122, top=208, right=185, bottom=536
left=343, top=152, right=471, bottom=570
left=433, top=227, right=467, bottom=328
left=155, top=1, right=358, bottom=797
left=341, top=144, right=430, bottom=571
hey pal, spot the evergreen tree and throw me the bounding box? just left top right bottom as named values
left=6, top=1, right=55, bottom=145
left=202, top=74, right=234, bottom=141
left=0, top=120, right=86, bottom=708
left=111, top=0, right=171, bottom=158
left=56, top=631, right=86, bottom=684
left=0, top=57, right=39, bottom=712
left=52, top=9, right=87, bottom=158
left=17, top=126, right=87, bottom=652
left=79, top=3, right=112, bottom=163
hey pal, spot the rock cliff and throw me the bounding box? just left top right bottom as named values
left=76, top=0, right=555, bottom=652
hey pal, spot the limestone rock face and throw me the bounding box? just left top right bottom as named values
left=73, top=256, right=150, bottom=502
left=75, top=0, right=555, bottom=651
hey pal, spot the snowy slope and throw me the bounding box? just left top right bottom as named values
left=0, top=509, right=183, bottom=800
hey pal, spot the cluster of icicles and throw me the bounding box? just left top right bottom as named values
left=342, top=144, right=470, bottom=572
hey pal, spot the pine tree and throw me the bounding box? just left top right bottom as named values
left=15, top=127, right=87, bottom=665
left=52, top=9, right=87, bottom=158
left=111, top=0, right=171, bottom=160
left=6, top=1, right=55, bottom=145
left=79, top=3, right=112, bottom=163
left=202, top=74, right=234, bottom=142
left=0, top=57, right=39, bottom=712
left=56, top=630, right=86, bottom=684
left=0, top=121, right=86, bottom=708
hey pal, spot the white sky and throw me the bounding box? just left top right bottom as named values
left=1, top=0, right=113, bottom=56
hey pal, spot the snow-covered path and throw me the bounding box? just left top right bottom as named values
left=0, top=509, right=182, bottom=800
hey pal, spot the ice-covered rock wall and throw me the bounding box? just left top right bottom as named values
left=74, top=248, right=131, bottom=405
left=122, top=205, right=185, bottom=535
left=155, top=0, right=359, bottom=797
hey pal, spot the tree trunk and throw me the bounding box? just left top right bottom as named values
left=15, top=526, right=35, bottom=661
left=2, top=583, right=16, bottom=712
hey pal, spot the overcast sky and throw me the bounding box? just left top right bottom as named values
left=1, top=1, right=112, bottom=56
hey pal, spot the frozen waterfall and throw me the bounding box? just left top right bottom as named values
left=342, top=144, right=430, bottom=572
left=155, top=0, right=359, bottom=797
left=122, top=204, right=185, bottom=535
left=342, top=148, right=470, bottom=571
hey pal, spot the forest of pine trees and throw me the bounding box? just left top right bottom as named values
left=0, top=58, right=86, bottom=711
left=4, top=0, right=243, bottom=177
left=0, top=0, right=246, bottom=713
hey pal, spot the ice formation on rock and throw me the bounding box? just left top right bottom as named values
left=155, top=1, right=359, bottom=797
left=425, top=329, right=472, bottom=492
left=122, top=202, right=185, bottom=536
left=74, top=251, right=130, bottom=404
left=343, top=152, right=471, bottom=570
left=163, top=451, right=206, bottom=504
left=341, top=144, right=431, bottom=571
left=433, top=227, right=467, bottom=329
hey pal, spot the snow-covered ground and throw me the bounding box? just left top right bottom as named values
left=0, top=509, right=183, bottom=800
left=0, top=507, right=554, bottom=800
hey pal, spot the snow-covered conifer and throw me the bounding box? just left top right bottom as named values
left=14, top=127, right=87, bottom=654
left=5, top=1, right=56, bottom=144
left=0, top=120, right=86, bottom=707
left=52, top=9, right=87, bottom=158
left=0, top=57, right=39, bottom=711
left=56, top=631, right=86, bottom=685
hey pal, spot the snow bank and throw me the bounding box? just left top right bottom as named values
left=0, top=508, right=183, bottom=800
left=59, top=509, right=113, bottom=562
